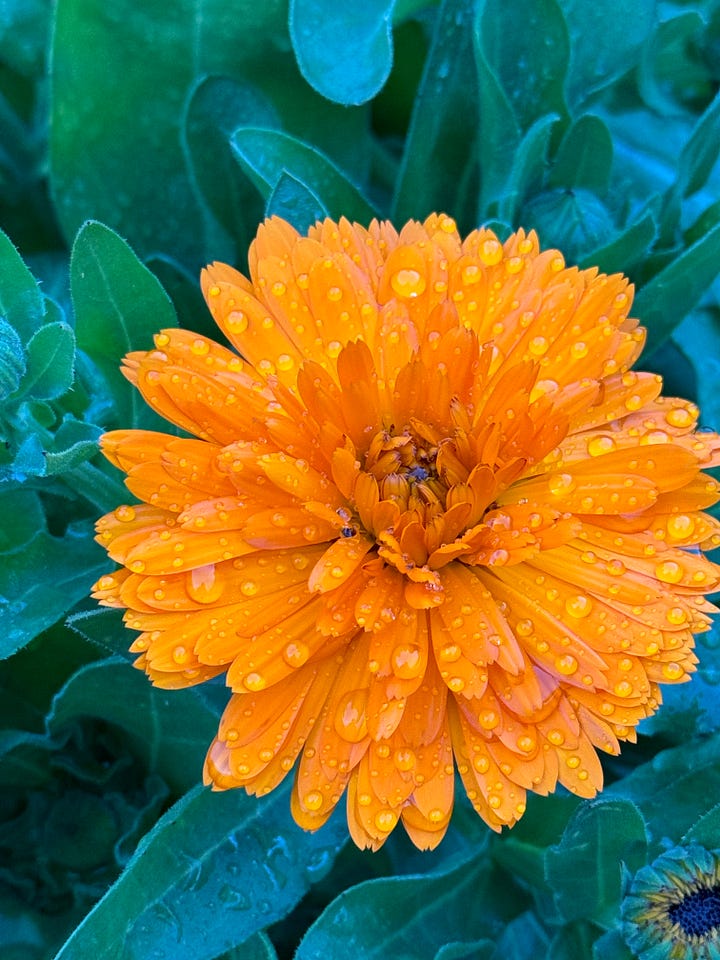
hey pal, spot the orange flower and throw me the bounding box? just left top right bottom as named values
left=93, top=214, right=720, bottom=850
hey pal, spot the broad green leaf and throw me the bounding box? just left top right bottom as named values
left=490, top=912, right=550, bottom=960
left=53, top=781, right=348, bottom=960
left=592, top=929, right=633, bottom=960
left=637, top=221, right=720, bottom=354
left=70, top=221, right=176, bottom=429
left=608, top=732, right=720, bottom=845
left=0, top=489, right=44, bottom=551
left=497, top=114, right=559, bottom=224
left=183, top=76, right=276, bottom=251
left=266, top=171, right=328, bottom=233
left=549, top=114, right=613, bottom=194
left=545, top=799, right=647, bottom=927
left=0, top=319, right=25, bottom=399
left=0, top=431, right=46, bottom=483
left=231, top=127, right=376, bottom=223
left=290, top=0, right=395, bottom=106
left=579, top=209, right=657, bottom=275
left=20, top=321, right=75, bottom=401
left=547, top=923, right=600, bottom=960
left=479, top=0, right=569, bottom=134
left=683, top=800, right=720, bottom=849
left=66, top=606, right=127, bottom=656
left=0, top=229, right=45, bottom=342
left=0, top=729, right=57, bottom=788
left=394, top=0, right=481, bottom=227
left=296, top=853, right=510, bottom=959
left=47, top=658, right=220, bottom=795
left=44, top=418, right=102, bottom=475
left=50, top=0, right=369, bottom=267
left=560, top=0, right=655, bottom=110
left=522, top=188, right=614, bottom=263
left=677, top=88, right=720, bottom=198
left=436, top=940, right=495, bottom=960
left=0, top=522, right=108, bottom=659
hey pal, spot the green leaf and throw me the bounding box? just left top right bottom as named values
left=45, top=418, right=102, bottom=475
left=0, top=319, right=25, bottom=400
left=549, top=114, right=613, bottom=194
left=47, top=658, right=220, bottom=795
left=266, top=171, right=328, bottom=233
left=0, top=229, right=45, bottom=342
left=231, top=127, right=376, bottom=223
left=545, top=799, right=647, bottom=927
left=637, top=220, right=720, bottom=354
left=682, top=800, right=720, bottom=849
left=394, top=0, right=481, bottom=227
left=547, top=923, right=599, bottom=960
left=50, top=0, right=370, bottom=267
left=522, top=188, right=614, bottom=263
left=479, top=0, right=569, bottom=134
left=53, top=782, right=348, bottom=960
left=591, top=929, right=633, bottom=960
left=70, top=221, right=177, bottom=429
left=608, top=732, right=720, bottom=846
left=436, top=940, right=495, bottom=960
left=497, top=114, right=559, bottom=225
left=490, top=912, right=550, bottom=960
left=677, top=88, right=720, bottom=197
left=0, top=489, right=45, bottom=551
left=0, top=523, right=108, bottom=659
left=20, top=321, right=75, bottom=401
left=183, top=75, right=276, bottom=249
left=578, top=208, right=657, bottom=275
left=560, top=0, right=655, bottom=110
left=290, top=0, right=395, bottom=106
left=296, top=853, right=511, bottom=959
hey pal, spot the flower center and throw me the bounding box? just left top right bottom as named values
left=365, top=425, right=447, bottom=517
left=669, top=885, right=720, bottom=939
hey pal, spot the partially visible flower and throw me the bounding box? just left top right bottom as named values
left=623, top=845, right=720, bottom=960
left=93, top=214, right=720, bottom=850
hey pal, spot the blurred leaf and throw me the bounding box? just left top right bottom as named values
left=20, top=322, right=75, bottom=401
left=0, top=522, right=108, bottom=659
left=224, top=933, right=280, bottom=960
left=480, top=0, right=568, bottom=134
left=290, top=0, right=395, bottom=106
left=608, top=732, right=720, bottom=845
left=0, top=489, right=45, bottom=551
left=394, top=0, right=480, bottom=227
left=266, top=171, right=328, bottom=233
left=638, top=221, right=720, bottom=354
left=0, top=319, right=25, bottom=400
left=231, top=127, right=376, bottom=222
left=579, top=208, right=657, bottom=275
left=296, top=853, right=510, bottom=959
left=638, top=11, right=705, bottom=117
left=71, top=220, right=177, bottom=429
left=592, top=929, right=633, bottom=960
left=683, top=799, right=720, bottom=849
left=50, top=0, right=370, bottom=267
left=547, top=923, right=597, bottom=960
left=183, top=76, right=276, bottom=251
left=0, top=729, right=57, bottom=788
left=53, top=782, right=348, bottom=960
left=545, top=799, right=647, bottom=927
left=0, top=229, right=45, bottom=342
left=436, top=940, right=495, bottom=960
left=497, top=113, right=559, bottom=224
left=66, top=606, right=127, bottom=656
left=549, top=114, right=613, bottom=194
left=561, top=0, right=655, bottom=110
left=490, top=912, right=550, bottom=960
left=677, top=88, right=720, bottom=198
left=47, top=658, right=221, bottom=795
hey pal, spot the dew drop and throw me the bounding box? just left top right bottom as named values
left=303, top=791, right=323, bottom=811
left=241, top=580, right=259, bottom=597
left=277, top=354, right=294, bottom=372
left=115, top=505, right=136, bottom=522
left=548, top=473, right=576, bottom=496
left=479, top=709, right=499, bottom=730
left=655, top=560, right=684, bottom=584
left=587, top=435, right=616, bottom=457
left=666, top=606, right=688, bottom=626
left=283, top=641, right=310, bottom=668
left=391, top=268, right=426, bottom=299
left=614, top=680, right=633, bottom=698
left=528, top=336, right=548, bottom=356
left=391, top=643, right=423, bottom=679
left=333, top=689, right=368, bottom=742
left=187, top=564, right=224, bottom=604
left=666, top=515, right=695, bottom=540
left=565, top=595, right=592, bottom=619
left=662, top=662, right=684, bottom=681
left=393, top=748, right=416, bottom=771
left=374, top=810, right=397, bottom=833
left=271, top=281, right=286, bottom=297
left=555, top=654, right=578, bottom=676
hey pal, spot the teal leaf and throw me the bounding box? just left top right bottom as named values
left=676, top=88, right=720, bottom=198
left=579, top=208, right=657, bottom=275
left=0, top=489, right=45, bottom=551
left=0, top=229, right=45, bottom=342
left=70, top=221, right=177, bottom=429
left=0, top=522, right=108, bottom=659
left=0, top=431, right=46, bottom=483
left=0, top=319, right=25, bottom=400
left=545, top=800, right=647, bottom=927
left=497, top=113, right=559, bottom=225
left=44, top=418, right=102, bottom=475
left=394, top=0, right=481, bottom=227
left=231, top=127, right=376, bottom=223
left=636, top=221, right=720, bottom=354
left=20, top=321, right=75, bottom=401
left=490, top=912, right=550, bottom=960
left=47, top=658, right=220, bottom=795
left=296, top=853, right=510, bottom=959
left=266, top=171, right=328, bottom=233
left=560, top=0, right=655, bottom=110
left=592, top=929, right=633, bottom=960
left=479, top=0, right=569, bottom=134
left=290, top=0, right=395, bottom=106
left=549, top=114, right=613, bottom=194
left=53, top=782, right=348, bottom=960
left=683, top=800, right=720, bottom=849
left=522, top=188, right=615, bottom=263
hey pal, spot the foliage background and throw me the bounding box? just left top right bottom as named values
left=2, top=0, right=720, bottom=957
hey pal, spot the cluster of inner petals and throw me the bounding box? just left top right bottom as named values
left=93, top=213, right=720, bottom=851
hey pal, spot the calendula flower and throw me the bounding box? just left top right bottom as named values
left=93, top=214, right=720, bottom=850
left=622, top=845, right=720, bottom=959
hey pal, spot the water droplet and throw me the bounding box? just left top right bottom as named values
left=565, top=595, right=592, bottom=619
left=303, top=790, right=323, bottom=811
left=391, top=643, right=423, bottom=679
left=191, top=338, right=209, bottom=356
left=547, top=729, right=564, bottom=746
left=241, top=580, right=259, bottom=597
left=115, top=505, right=136, bottom=522
left=666, top=515, right=695, bottom=540
left=614, top=680, right=633, bottom=698
left=227, top=311, right=248, bottom=333
left=479, top=709, right=499, bottom=730
left=528, top=336, right=548, bottom=356
left=271, top=281, right=286, bottom=297
left=244, top=672, right=266, bottom=692
left=439, top=643, right=461, bottom=662
left=391, top=268, right=426, bottom=299
left=374, top=810, right=397, bottom=833
left=333, top=689, right=368, bottom=742
left=548, top=473, right=576, bottom=495
left=655, top=560, right=684, bottom=584
left=587, top=435, right=616, bottom=457
left=277, top=353, right=294, bottom=372
left=555, top=654, right=578, bottom=676
left=393, top=748, right=416, bottom=771
left=662, top=662, right=684, bottom=681
left=283, top=641, right=310, bottom=668
left=479, top=239, right=503, bottom=266
left=187, top=564, right=224, bottom=604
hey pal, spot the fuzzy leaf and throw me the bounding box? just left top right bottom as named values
left=21, top=321, right=75, bottom=401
